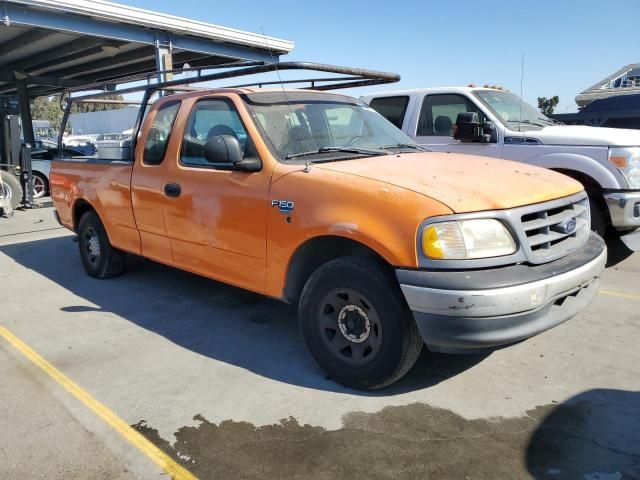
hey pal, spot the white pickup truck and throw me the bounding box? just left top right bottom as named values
left=361, top=87, right=640, bottom=248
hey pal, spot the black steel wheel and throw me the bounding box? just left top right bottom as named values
left=299, top=257, right=423, bottom=390
left=77, top=211, right=126, bottom=279
left=317, top=287, right=384, bottom=367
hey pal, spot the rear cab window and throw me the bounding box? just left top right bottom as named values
left=417, top=94, right=484, bottom=137
left=142, top=101, right=181, bottom=165
left=368, top=96, right=409, bottom=129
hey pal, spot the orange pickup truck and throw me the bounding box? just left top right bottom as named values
left=51, top=66, right=606, bottom=389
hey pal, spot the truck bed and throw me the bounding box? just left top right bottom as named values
left=51, top=158, right=141, bottom=255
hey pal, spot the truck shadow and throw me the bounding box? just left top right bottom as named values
left=0, top=236, right=487, bottom=395
left=526, top=388, right=640, bottom=479
left=605, top=232, right=635, bottom=267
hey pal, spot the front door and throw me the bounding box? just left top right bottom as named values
left=414, top=93, right=503, bottom=158
left=161, top=96, right=271, bottom=294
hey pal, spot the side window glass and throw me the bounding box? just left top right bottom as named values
left=181, top=99, right=255, bottom=168
left=369, top=96, right=409, bottom=129
left=417, top=94, right=483, bottom=137
left=142, top=101, right=180, bottom=165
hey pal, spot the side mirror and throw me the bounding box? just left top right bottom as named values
left=454, top=113, right=497, bottom=143
left=204, top=135, right=244, bottom=164
left=454, top=112, right=482, bottom=142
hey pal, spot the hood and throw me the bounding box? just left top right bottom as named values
left=315, top=153, right=582, bottom=213
left=523, top=125, right=640, bottom=146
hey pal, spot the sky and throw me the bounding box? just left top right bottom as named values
left=125, top=0, right=640, bottom=113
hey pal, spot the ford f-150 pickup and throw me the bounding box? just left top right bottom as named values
left=51, top=72, right=607, bottom=389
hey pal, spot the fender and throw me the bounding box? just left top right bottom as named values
left=520, top=152, right=622, bottom=190
left=263, top=166, right=452, bottom=299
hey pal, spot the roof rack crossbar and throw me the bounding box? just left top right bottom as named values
left=66, top=61, right=400, bottom=102
left=58, top=62, right=400, bottom=157
left=226, top=76, right=361, bottom=89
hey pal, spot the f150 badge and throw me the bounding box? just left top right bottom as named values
left=272, top=199, right=294, bottom=214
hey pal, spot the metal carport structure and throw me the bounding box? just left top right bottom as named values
left=0, top=0, right=294, bottom=145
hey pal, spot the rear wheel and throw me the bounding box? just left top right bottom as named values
left=77, top=211, right=126, bottom=278
left=299, top=257, right=423, bottom=390
left=0, top=170, right=23, bottom=210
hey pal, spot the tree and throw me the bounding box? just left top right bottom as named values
left=29, top=94, right=126, bottom=127
left=30, top=96, right=65, bottom=126
left=70, top=94, right=126, bottom=114
left=537, top=96, right=559, bottom=116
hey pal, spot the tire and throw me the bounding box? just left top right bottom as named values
left=299, top=257, right=423, bottom=390
left=77, top=211, right=126, bottom=279
left=589, top=196, right=606, bottom=238
left=31, top=171, right=49, bottom=199
left=0, top=170, right=23, bottom=210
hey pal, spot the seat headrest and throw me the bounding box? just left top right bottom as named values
left=434, top=116, right=453, bottom=135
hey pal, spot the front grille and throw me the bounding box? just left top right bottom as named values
left=518, top=194, right=590, bottom=263
left=416, top=191, right=592, bottom=269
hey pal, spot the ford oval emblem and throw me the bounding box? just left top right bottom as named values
left=553, top=218, right=577, bottom=235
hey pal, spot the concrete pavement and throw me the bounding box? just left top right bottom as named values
left=0, top=205, right=639, bottom=479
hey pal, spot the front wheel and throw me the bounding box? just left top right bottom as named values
left=77, top=211, right=126, bottom=279
left=299, top=257, right=423, bottom=390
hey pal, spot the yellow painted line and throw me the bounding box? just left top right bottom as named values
left=0, top=325, right=197, bottom=480
left=599, top=289, right=640, bottom=301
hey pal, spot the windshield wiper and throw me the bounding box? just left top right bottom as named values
left=381, top=143, right=429, bottom=152
left=285, top=146, right=384, bottom=160
left=506, top=119, right=547, bottom=128
left=539, top=117, right=561, bottom=126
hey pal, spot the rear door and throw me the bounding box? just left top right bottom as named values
left=131, top=99, right=182, bottom=264
left=160, top=95, right=272, bottom=294
left=368, top=95, right=412, bottom=131
left=414, top=93, right=503, bottom=158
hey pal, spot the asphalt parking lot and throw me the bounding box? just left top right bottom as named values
left=1, top=203, right=639, bottom=480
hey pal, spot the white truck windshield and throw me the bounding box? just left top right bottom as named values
left=473, top=90, right=555, bottom=131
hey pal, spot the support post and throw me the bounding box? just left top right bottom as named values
left=14, top=73, right=35, bottom=147
left=15, top=73, right=34, bottom=207
left=154, top=39, right=173, bottom=97
left=19, top=143, right=33, bottom=208
left=58, top=98, right=72, bottom=153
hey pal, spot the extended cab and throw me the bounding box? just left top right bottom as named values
left=51, top=87, right=606, bottom=389
left=361, top=88, right=640, bottom=248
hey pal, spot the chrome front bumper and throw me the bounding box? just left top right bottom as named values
left=604, top=191, right=640, bottom=229
left=397, top=233, right=607, bottom=353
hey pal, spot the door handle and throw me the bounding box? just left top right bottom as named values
left=164, top=183, right=182, bottom=198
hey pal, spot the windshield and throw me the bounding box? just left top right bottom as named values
left=242, top=92, right=418, bottom=162
left=473, top=90, right=555, bottom=131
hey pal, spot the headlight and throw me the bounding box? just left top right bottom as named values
left=609, top=147, right=640, bottom=188
left=422, top=219, right=516, bottom=259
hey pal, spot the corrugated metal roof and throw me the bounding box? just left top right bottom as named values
left=0, top=0, right=294, bottom=97
left=7, top=0, right=294, bottom=53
